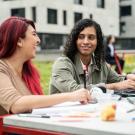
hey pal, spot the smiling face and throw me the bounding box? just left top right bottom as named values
left=76, top=26, right=97, bottom=58
left=17, top=25, right=40, bottom=60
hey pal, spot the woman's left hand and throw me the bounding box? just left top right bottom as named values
left=126, top=74, right=135, bottom=81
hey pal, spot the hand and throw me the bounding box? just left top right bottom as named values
left=126, top=74, right=135, bottom=81
left=115, top=79, right=135, bottom=90
left=70, top=88, right=91, bottom=104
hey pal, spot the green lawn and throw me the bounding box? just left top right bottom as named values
left=33, top=61, right=53, bottom=95
left=124, top=64, right=135, bottom=73
left=124, top=54, right=135, bottom=73
left=33, top=56, right=135, bottom=95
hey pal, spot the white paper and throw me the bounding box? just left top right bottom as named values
left=32, top=102, right=98, bottom=115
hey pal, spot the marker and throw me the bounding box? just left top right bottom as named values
left=18, top=114, right=50, bottom=118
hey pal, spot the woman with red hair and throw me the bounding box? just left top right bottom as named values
left=0, top=17, right=90, bottom=115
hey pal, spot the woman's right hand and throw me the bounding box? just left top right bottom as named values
left=109, top=79, right=135, bottom=90
left=69, top=88, right=91, bottom=104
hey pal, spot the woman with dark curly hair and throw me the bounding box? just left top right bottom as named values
left=49, top=19, right=135, bottom=94
left=64, top=18, right=104, bottom=70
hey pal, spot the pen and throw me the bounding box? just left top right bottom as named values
left=118, top=95, right=122, bottom=101
left=18, top=114, right=50, bottom=118
left=83, top=65, right=87, bottom=89
left=127, top=108, right=135, bottom=113
left=127, top=97, right=135, bottom=104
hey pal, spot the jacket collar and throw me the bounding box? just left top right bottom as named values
left=74, top=53, right=99, bottom=75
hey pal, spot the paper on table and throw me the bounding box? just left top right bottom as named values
left=117, top=99, right=135, bottom=112
left=32, top=102, right=98, bottom=115
left=116, top=100, right=135, bottom=121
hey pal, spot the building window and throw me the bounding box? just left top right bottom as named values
left=47, top=8, right=57, bottom=24
left=31, top=7, right=36, bottom=22
left=120, top=0, right=131, bottom=1
left=11, top=8, right=25, bottom=17
left=74, top=12, right=82, bottom=23
left=97, top=0, right=105, bottom=8
left=90, top=14, right=93, bottom=19
left=120, top=6, right=132, bottom=16
left=116, top=38, right=135, bottom=50
left=74, top=0, right=83, bottom=5
left=63, top=10, right=67, bottom=25
left=38, top=33, right=67, bottom=49
left=120, top=22, right=126, bottom=34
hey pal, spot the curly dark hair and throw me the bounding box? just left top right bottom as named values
left=63, top=18, right=105, bottom=70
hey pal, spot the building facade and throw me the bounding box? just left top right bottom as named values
left=0, top=0, right=119, bottom=49
left=119, top=0, right=135, bottom=50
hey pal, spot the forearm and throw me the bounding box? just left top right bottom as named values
left=11, top=93, right=71, bottom=114
left=105, top=79, right=135, bottom=91
left=106, top=83, right=119, bottom=90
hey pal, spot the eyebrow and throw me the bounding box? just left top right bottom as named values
left=79, top=33, right=96, bottom=36
left=32, top=30, right=36, bottom=33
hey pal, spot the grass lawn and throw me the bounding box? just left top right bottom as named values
left=33, top=61, right=53, bottom=95
left=33, top=54, right=135, bottom=95
left=124, top=54, right=135, bottom=73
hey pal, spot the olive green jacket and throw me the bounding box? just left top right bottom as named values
left=49, top=54, right=124, bottom=94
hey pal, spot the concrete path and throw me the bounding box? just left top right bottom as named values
left=34, top=50, right=62, bottom=61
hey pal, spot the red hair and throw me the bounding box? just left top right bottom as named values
left=0, top=16, right=43, bottom=95
left=22, top=61, right=43, bottom=95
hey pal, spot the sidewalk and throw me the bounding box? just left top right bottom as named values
left=34, top=49, right=62, bottom=61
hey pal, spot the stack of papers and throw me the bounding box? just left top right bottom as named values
left=32, top=102, right=100, bottom=122
left=32, top=102, right=98, bottom=116
left=31, top=98, right=135, bottom=122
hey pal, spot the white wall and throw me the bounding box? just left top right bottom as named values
left=0, top=0, right=119, bottom=36
left=120, top=0, right=135, bottom=38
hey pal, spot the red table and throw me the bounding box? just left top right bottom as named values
left=0, top=115, right=68, bottom=135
